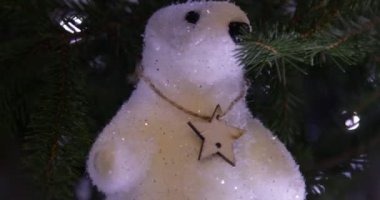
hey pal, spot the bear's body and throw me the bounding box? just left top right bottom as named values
left=87, top=2, right=306, bottom=200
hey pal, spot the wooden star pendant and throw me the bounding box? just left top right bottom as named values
left=187, top=105, right=245, bottom=166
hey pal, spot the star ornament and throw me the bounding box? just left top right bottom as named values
left=187, top=105, right=245, bottom=166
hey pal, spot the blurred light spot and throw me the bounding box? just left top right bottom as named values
left=60, top=16, right=83, bottom=34
left=342, top=171, right=352, bottom=179
left=72, top=16, right=83, bottom=24
left=349, top=154, right=368, bottom=172
left=64, top=0, right=90, bottom=9
left=345, top=112, right=360, bottom=131
left=60, top=21, right=75, bottom=34
left=70, top=37, right=82, bottom=44
left=311, top=184, right=325, bottom=195
left=68, top=22, right=81, bottom=32
left=312, top=186, right=320, bottom=194
left=309, top=171, right=328, bottom=196
left=314, top=175, right=323, bottom=181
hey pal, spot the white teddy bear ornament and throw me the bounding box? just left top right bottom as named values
left=87, top=1, right=306, bottom=200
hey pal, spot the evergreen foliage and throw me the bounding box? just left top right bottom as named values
left=1, top=0, right=379, bottom=199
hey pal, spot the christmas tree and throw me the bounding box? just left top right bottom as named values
left=1, top=0, right=379, bottom=199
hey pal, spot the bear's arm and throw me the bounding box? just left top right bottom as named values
left=87, top=103, right=153, bottom=195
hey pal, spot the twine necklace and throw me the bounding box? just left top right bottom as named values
left=139, top=70, right=246, bottom=121
left=139, top=67, right=247, bottom=166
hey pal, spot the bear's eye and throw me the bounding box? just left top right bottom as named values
left=185, top=11, right=200, bottom=24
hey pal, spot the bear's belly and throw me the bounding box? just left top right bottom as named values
left=117, top=118, right=256, bottom=200
left=108, top=111, right=304, bottom=200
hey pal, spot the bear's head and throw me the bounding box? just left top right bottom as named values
left=142, top=1, right=250, bottom=86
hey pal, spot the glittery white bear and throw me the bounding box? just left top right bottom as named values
left=87, top=1, right=306, bottom=200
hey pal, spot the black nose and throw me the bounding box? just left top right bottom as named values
left=229, top=22, right=250, bottom=44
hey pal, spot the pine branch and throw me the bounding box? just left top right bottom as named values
left=268, top=86, right=304, bottom=144
left=307, top=14, right=380, bottom=69
left=237, top=27, right=308, bottom=83
left=239, top=9, right=380, bottom=79
left=291, top=0, right=379, bottom=34
left=246, top=71, right=305, bottom=145
left=239, top=2, right=380, bottom=148
left=22, top=45, right=90, bottom=199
